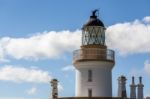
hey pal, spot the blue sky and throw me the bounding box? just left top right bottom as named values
left=0, top=0, right=150, bottom=99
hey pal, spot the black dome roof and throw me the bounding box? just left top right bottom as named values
left=82, top=10, right=105, bottom=28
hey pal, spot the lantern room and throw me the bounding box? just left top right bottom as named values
left=82, top=10, right=106, bottom=46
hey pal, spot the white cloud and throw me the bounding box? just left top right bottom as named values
left=58, top=84, right=64, bottom=92
left=0, top=65, right=52, bottom=83
left=0, top=30, right=81, bottom=61
left=0, top=65, right=64, bottom=92
left=106, top=16, right=150, bottom=55
left=144, top=60, right=150, bottom=75
left=0, top=16, right=150, bottom=61
left=26, top=87, right=37, bottom=95
left=143, top=16, right=150, bottom=23
left=61, top=65, right=75, bottom=71
left=129, top=59, right=150, bottom=77
left=0, top=97, right=25, bottom=99
left=0, top=45, right=9, bottom=62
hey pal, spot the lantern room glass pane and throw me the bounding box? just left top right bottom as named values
left=82, top=26, right=105, bottom=45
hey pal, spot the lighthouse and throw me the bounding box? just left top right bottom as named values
left=73, top=10, right=115, bottom=97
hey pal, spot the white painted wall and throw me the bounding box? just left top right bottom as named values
left=74, top=61, right=114, bottom=97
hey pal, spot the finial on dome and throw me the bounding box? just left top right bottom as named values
left=90, top=9, right=99, bottom=18
left=92, top=9, right=98, bottom=17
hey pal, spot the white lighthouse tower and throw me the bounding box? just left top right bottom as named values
left=73, top=10, right=115, bottom=97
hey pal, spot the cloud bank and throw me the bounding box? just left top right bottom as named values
left=106, top=16, right=150, bottom=55
left=0, top=30, right=81, bottom=61
left=0, top=65, right=64, bottom=92
left=0, top=16, right=150, bottom=61
left=0, top=65, right=51, bottom=83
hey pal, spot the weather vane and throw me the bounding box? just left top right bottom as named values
left=92, top=9, right=99, bottom=17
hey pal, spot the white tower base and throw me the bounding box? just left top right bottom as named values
left=74, top=61, right=114, bottom=97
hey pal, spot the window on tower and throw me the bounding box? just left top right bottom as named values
left=88, top=70, right=92, bottom=82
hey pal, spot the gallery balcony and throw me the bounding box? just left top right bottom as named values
left=73, top=48, right=115, bottom=63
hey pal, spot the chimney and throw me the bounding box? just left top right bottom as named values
left=118, top=75, right=127, bottom=98
left=130, top=76, right=136, bottom=99
left=50, top=79, right=58, bottom=99
left=137, top=76, right=144, bottom=99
